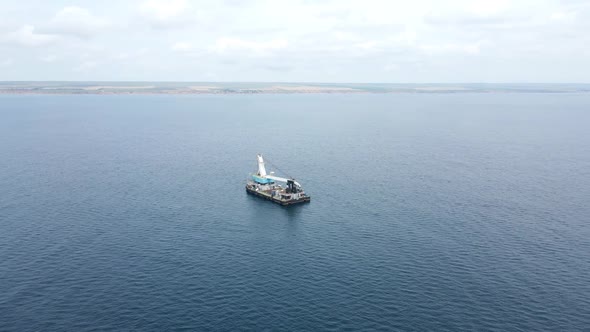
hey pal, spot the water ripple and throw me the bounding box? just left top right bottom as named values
left=1, top=94, right=589, bottom=331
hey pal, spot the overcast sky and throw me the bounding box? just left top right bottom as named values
left=0, top=0, right=588, bottom=82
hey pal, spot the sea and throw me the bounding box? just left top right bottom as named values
left=1, top=93, right=589, bottom=331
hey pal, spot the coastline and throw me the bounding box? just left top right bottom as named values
left=1, top=82, right=590, bottom=95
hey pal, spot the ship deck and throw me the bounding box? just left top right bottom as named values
left=245, top=185, right=310, bottom=206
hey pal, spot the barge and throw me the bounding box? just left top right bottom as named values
left=245, top=154, right=311, bottom=206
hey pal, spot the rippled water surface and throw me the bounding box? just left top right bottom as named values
left=1, top=94, right=590, bottom=331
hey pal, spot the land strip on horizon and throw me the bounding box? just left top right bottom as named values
left=1, top=82, right=589, bottom=94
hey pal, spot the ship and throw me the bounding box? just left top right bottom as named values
left=245, top=154, right=311, bottom=206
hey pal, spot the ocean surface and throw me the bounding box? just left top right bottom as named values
left=1, top=93, right=589, bottom=331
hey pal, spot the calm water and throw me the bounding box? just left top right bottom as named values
left=1, top=94, right=589, bottom=331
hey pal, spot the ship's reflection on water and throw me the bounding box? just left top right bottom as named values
left=283, top=203, right=306, bottom=221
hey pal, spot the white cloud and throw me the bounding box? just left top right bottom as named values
left=384, top=64, right=399, bottom=72
left=549, top=11, right=576, bottom=22
left=112, top=48, right=149, bottom=60
left=354, top=41, right=378, bottom=50
left=419, top=41, right=488, bottom=55
left=1, top=0, right=589, bottom=82
left=172, top=42, right=193, bottom=52
left=334, top=31, right=359, bottom=42
left=1, top=25, right=58, bottom=47
left=40, top=55, right=58, bottom=62
left=140, top=0, right=194, bottom=28
left=75, top=60, right=99, bottom=71
left=467, top=0, right=511, bottom=16
left=45, top=6, right=110, bottom=38
left=0, top=58, right=13, bottom=66
left=209, top=38, right=288, bottom=55
left=141, top=0, right=187, bottom=20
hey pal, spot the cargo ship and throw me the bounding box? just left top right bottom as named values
left=245, top=154, right=311, bottom=206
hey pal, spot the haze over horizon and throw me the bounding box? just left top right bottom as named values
left=1, top=0, right=589, bottom=83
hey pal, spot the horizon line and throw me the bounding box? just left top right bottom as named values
left=1, top=81, right=590, bottom=85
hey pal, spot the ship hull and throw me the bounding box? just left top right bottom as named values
left=246, top=186, right=311, bottom=206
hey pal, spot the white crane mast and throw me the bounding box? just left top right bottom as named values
left=257, top=154, right=267, bottom=176
left=257, top=154, right=301, bottom=187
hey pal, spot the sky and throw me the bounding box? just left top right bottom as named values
left=0, top=0, right=589, bottom=82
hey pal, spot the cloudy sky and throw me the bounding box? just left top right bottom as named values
left=0, top=0, right=588, bottom=82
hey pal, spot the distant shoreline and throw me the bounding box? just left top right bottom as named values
left=1, top=82, right=589, bottom=95
left=4, top=91, right=590, bottom=95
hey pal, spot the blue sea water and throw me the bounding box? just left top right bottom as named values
left=1, top=93, right=589, bottom=331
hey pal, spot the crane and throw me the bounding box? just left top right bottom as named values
left=253, top=154, right=302, bottom=192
